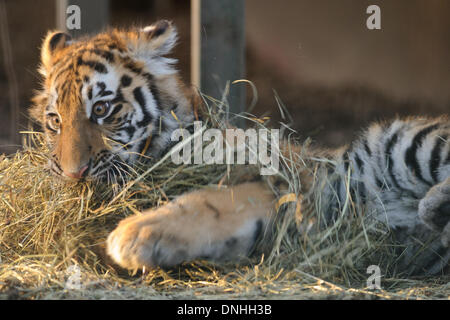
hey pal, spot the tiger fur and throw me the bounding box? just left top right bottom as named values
left=30, top=20, right=449, bottom=275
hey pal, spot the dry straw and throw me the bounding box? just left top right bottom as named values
left=0, top=91, right=448, bottom=299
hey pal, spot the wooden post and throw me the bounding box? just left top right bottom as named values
left=56, top=0, right=109, bottom=36
left=191, top=0, right=246, bottom=127
left=0, top=0, right=19, bottom=148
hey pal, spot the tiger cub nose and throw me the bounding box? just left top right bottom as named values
left=64, top=164, right=89, bottom=179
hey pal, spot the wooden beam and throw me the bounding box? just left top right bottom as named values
left=191, top=0, right=246, bottom=127
left=56, top=0, right=109, bottom=36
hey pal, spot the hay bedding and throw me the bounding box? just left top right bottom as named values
left=0, top=100, right=448, bottom=300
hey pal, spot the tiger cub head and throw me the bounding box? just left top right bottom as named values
left=30, top=20, right=195, bottom=181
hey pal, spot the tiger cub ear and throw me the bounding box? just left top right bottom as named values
left=125, top=20, right=178, bottom=57
left=40, top=31, right=72, bottom=75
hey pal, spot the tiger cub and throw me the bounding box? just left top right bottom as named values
left=30, top=20, right=449, bottom=275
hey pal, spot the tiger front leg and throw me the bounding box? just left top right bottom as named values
left=419, top=177, right=450, bottom=247
left=106, top=182, right=275, bottom=270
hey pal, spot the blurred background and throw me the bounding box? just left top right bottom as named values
left=0, top=0, right=449, bottom=154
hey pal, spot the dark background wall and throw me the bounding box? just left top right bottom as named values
left=246, top=0, right=450, bottom=145
left=247, top=0, right=450, bottom=105
left=0, top=0, right=448, bottom=154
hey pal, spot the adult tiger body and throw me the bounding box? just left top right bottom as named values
left=30, top=20, right=449, bottom=275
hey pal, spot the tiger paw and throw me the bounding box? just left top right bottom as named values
left=106, top=204, right=197, bottom=270
left=106, top=184, right=271, bottom=270
left=419, top=177, right=450, bottom=247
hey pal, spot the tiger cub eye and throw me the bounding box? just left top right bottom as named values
left=47, top=114, right=61, bottom=131
left=92, top=101, right=111, bottom=118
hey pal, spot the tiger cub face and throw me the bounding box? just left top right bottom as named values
left=30, top=20, right=194, bottom=181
